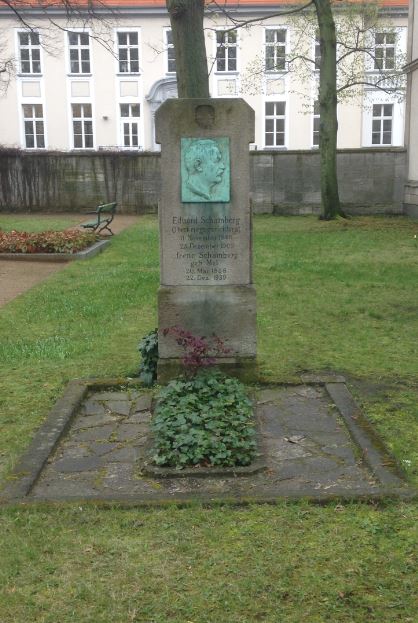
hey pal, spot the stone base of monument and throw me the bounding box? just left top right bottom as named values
left=157, top=284, right=257, bottom=383
left=157, top=356, right=257, bottom=385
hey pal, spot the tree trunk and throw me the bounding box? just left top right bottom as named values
left=314, top=0, right=345, bottom=219
left=166, top=0, right=210, bottom=98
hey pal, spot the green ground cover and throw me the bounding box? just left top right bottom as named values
left=0, top=213, right=82, bottom=232
left=0, top=215, right=417, bottom=622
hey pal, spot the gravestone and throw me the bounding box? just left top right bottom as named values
left=155, top=98, right=256, bottom=382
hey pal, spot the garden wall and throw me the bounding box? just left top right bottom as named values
left=0, top=148, right=407, bottom=215
left=251, top=148, right=407, bottom=215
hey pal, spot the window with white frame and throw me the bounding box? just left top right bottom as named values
left=22, top=104, right=45, bottom=148
left=312, top=100, right=320, bottom=146
left=72, top=103, right=93, bottom=148
left=165, top=29, right=176, bottom=73
left=68, top=32, right=91, bottom=74
left=265, top=29, right=286, bottom=72
left=18, top=32, right=41, bottom=74
left=372, top=103, right=393, bottom=145
left=265, top=101, right=286, bottom=147
left=216, top=30, right=237, bottom=72
left=120, top=103, right=140, bottom=148
left=374, top=33, right=395, bottom=70
left=117, top=32, right=140, bottom=74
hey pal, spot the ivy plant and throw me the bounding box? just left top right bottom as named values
left=151, top=370, right=256, bottom=468
left=138, top=329, right=158, bottom=387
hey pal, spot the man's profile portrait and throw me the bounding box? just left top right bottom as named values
left=181, top=137, right=230, bottom=203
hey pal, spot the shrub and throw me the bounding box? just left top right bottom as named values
left=0, top=229, right=99, bottom=254
left=152, top=370, right=256, bottom=468
left=138, top=329, right=158, bottom=387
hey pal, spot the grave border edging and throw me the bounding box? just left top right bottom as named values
left=0, top=380, right=88, bottom=501
left=1, top=376, right=416, bottom=507
left=0, top=239, right=111, bottom=262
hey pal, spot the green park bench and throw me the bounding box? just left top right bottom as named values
left=81, top=202, right=117, bottom=235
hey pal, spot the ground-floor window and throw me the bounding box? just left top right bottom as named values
left=265, top=101, right=286, bottom=147
left=120, top=103, right=140, bottom=148
left=372, top=103, right=393, bottom=145
left=23, top=104, right=45, bottom=148
left=312, top=100, right=320, bottom=147
left=72, top=103, right=93, bottom=149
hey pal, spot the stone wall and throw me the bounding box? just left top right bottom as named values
left=250, top=148, right=407, bottom=215
left=404, top=181, right=418, bottom=217
left=0, top=150, right=160, bottom=214
left=0, top=148, right=407, bottom=215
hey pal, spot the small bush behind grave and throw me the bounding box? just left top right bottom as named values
left=138, top=328, right=159, bottom=387
left=152, top=370, right=257, bottom=468
left=0, top=229, right=99, bottom=254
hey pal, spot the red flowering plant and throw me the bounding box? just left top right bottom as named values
left=162, top=325, right=231, bottom=375
left=0, top=229, right=99, bottom=254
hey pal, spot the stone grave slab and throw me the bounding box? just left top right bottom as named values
left=1, top=379, right=413, bottom=506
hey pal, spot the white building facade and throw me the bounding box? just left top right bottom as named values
left=404, top=0, right=418, bottom=215
left=0, top=0, right=409, bottom=153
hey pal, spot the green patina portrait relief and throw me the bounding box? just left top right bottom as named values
left=181, top=137, right=230, bottom=203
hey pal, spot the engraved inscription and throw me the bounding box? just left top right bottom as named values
left=170, top=214, right=241, bottom=283
left=181, top=137, right=230, bottom=203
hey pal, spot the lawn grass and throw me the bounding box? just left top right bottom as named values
left=0, top=215, right=417, bottom=622
left=0, top=213, right=82, bottom=232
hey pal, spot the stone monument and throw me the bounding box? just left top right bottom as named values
left=155, top=98, right=256, bottom=381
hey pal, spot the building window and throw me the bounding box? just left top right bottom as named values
left=313, top=100, right=320, bottom=146
left=265, top=29, right=286, bottom=72
left=117, top=32, right=139, bottom=74
left=18, top=32, right=41, bottom=74
left=372, top=104, right=393, bottom=145
left=165, top=29, right=176, bottom=73
left=72, top=103, right=93, bottom=148
left=374, top=33, right=395, bottom=70
left=216, top=30, right=237, bottom=72
left=68, top=32, right=90, bottom=74
left=120, top=103, right=140, bottom=147
left=265, top=101, right=286, bottom=147
left=23, top=104, right=45, bottom=148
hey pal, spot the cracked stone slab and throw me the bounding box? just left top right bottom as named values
left=3, top=380, right=412, bottom=505
left=82, top=400, right=107, bottom=416
left=115, top=423, right=146, bottom=442
left=70, top=424, right=115, bottom=443
left=57, top=446, right=92, bottom=460
left=107, top=446, right=142, bottom=462
left=105, top=400, right=131, bottom=416
left=128, top=411, right=152, bottom=424
left=264, top=438, right=313, bottom=460
left=53, top=456, right=105, bottom=473
left=90, top=442, right=119, bottom=456
left=102, top=463, right=135, bottom=490
left=93, top=392, right=130, bottom=401
left=72, top=413, right=120, bottom=429
left=133, top=395, right=152, bottom=412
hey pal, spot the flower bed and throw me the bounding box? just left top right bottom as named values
left=0, top=229, right=99, bottom=254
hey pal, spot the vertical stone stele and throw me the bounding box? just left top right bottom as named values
left=155, top=98, right=256, bottom=382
